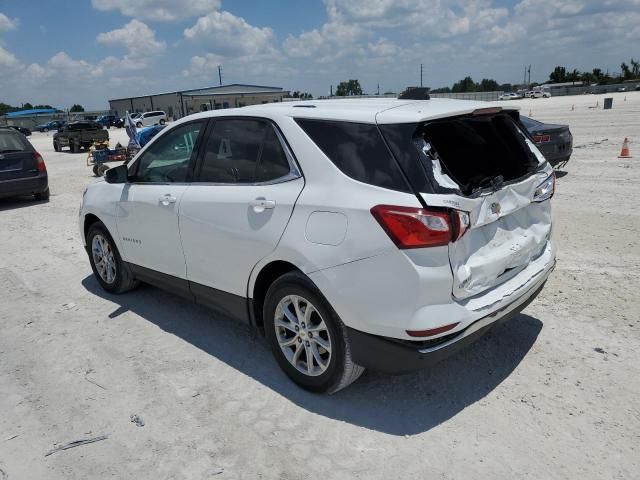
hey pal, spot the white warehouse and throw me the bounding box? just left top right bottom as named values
left=108, top=84, right=289, bottom=120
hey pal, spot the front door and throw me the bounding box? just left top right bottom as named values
left=117, top=120, right=206, bottom=279
left=179, top=118, right=304, bottom=311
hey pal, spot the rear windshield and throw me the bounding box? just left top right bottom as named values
left=381, top=113, right=541, bottom=196
left=295, top=118, right=411, bottom=193
left=0, top=131, right=29, bottom=153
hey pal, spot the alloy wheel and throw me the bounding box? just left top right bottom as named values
left=274, top=295, right=332, bottom=377
left=91, top=234, right=117, bottom=284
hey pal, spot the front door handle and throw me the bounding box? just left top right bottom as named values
left=249, top=198, right=275, bottom=213
left=160, top=194, right=177, bottom=206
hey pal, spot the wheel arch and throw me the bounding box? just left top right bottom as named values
left=83, top=213, right=103, bottom=244
left=250, top=260, right=303, bottom=329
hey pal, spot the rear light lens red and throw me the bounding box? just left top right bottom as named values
left=533, top=134, right=551, bottom=143
left=406, top=322, right=459, bottom=338
left=371, top=205, right=453, bottom=248
left=34, top=152, right=46, bottom=172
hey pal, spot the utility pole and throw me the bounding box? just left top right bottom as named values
left=528, top=65, right=531, bottom=86
left=377, top=83, right=380, bottom=95
left=420, top=64, right=423, bottom=88
left=218, top=65, right=222, bottom=86
left=330, top=85, right=333, bottom=97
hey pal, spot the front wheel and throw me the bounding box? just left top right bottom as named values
left=136, top=122, right=142, bottom=128
left=87, top=221, right=139, bottom=293
left=159, top=119, right=166, bottom=125
left=264, top=272, right=365, bottom=394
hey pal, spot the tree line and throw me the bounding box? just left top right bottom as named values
left=1, top=102, right=85, bottom=116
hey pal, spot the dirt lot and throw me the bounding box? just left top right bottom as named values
left=1, top=93, right=639, bottom=479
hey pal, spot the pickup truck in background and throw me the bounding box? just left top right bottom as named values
left=53, top=121, right=109, bottom=153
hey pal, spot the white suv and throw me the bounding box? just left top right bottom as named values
left=133, top=111, right=166, bottom=128
left=79, top=99, right=556, bottom=393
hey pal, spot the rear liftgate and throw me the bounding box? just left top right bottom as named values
left=380, top=109, right=555, bottom=302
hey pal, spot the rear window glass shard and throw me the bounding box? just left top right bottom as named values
left=294, top=118, right=411, bottom=193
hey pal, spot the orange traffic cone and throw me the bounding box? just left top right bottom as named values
left=618, top=138, right=632, bottom=158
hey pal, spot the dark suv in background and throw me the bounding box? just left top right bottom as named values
left=53, top=121, right=109, bottom=153
left=96, top=115, right=117, bottom=128
left=0, top=127, right=49, bottom=201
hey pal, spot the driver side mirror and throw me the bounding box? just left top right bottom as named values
left=105, top=164, right=129, bottom=184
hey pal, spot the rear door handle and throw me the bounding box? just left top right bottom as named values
left=160, top=194, right=177, bottom=206
left=249, top=198, right=275, bottom=212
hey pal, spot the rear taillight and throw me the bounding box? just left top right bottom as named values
left=533, top=172, right=555, bottom=202
left=533, top=134, right=551, bottom=143
left=34, top=152, right=46, bottom=172
left=371, top=205, right=455, bottom=249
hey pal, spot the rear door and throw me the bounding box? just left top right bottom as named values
left=0, top=130, right=36, bottom=182
left=179, top=118, right=304, bottom=304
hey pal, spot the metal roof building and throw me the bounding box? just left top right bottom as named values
left=108, top=84, right=289, bottom=120
left=5, top=108, right=59, bottom=118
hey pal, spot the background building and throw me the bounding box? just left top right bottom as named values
left=108, top=84, right=289, bottom=120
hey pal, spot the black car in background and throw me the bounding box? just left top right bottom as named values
left=9, top=125, right=32, bottom=136
left=521, top=116, right=573, bottom=168
left=0, top=127, right=49, bottom=201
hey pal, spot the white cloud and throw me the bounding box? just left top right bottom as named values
left=0, top=45, right=18, bottom=67
left=184, top=10, right=274, bottom=56
left=97, top=20, right=166, bottom=58
left=0, top=12, right=17, bottom=32
left=91, top=0, right=221, bottom=22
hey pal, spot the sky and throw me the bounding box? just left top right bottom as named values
left=1, top=0, right=639, bottom=110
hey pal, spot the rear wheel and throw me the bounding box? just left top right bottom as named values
left=264, top=272, right=364, bottom=393
left=43, top=128, right=49, bottom=133
left=136, top=122, right=142, bottom=128
left=87, top=221, right=139, bottom=293
left=159, top=119, right=166, bottom=125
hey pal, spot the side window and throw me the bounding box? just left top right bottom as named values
left=131, top=121, right=204, bottom=183
left=198, top=119, right=267, bottom=183
left=295, top=119, right=410, bottom=192
left=256, top=125, right=292, bottom=182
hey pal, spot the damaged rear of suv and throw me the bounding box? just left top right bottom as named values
left=302, top=101, right=556, bottom=380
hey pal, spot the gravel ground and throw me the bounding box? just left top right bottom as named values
left=1, top=92, right=639, bottom=479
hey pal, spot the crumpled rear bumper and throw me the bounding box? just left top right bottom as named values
left=346, top=262, right=553, bottom=374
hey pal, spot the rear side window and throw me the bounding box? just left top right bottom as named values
left=295, top=119, right=410, bottom=193
left=0, top=131, right=29, bottom=152
left=198, top=119, right=293, bottom=184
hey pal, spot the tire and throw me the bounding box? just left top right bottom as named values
left=53, top=142, right=60, bottom=152
left=43, top=128, right=49, bottom=133
left=71, top=140, right=79, bottom=153
left=97, top=164, right=109, bottom=177
left=159, top=119, right=166, bottom=125
left=34, top=188, right=50, bottom=201
left=86, top=221, right=139, bottom=294
left=92, top=164, right=100, bottom=176
left=264, top=271, right=365, bottom=394
left=136, top=122, right=142, bottom=128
